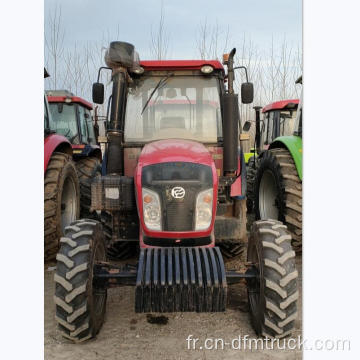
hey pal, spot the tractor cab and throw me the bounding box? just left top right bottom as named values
left=123, top=62, right=224, bottom=145
left=46, top=90, right=98, bottom=149
left=260, top=99, right=299, bottom=149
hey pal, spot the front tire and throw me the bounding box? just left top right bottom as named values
left=44, top=152, right=80, bottom=261
left=255, top=149, right=302, bottom=250
left=247, top=220, right=298, bottom=338
left=54, top=219, right=107, bottom=342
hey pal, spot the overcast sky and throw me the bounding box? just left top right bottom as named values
left=44, top=0, right=302, bottom=60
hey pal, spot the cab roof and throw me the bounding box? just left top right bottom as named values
left=140, top=60, right=224, bottom=74
left=262, top=99, right=299, bottom=113
left=46, top=90, right=93, bottom=110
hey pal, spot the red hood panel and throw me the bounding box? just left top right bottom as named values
left=138, top=139, right=214, bottom=167
left=135, top=139, right=218, bottom=241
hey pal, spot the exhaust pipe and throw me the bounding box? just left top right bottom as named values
left=107, top=70, right=127, bottom=174
left=105, top=41, right=135, bottom=174
left=253, top=106, right=262, bottom=154
left=223, top=48, right=239, bottom=174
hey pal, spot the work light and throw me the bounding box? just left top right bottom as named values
left=201, top=65, right=214, bottom=74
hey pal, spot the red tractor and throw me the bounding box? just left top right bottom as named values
left=44, top=85, right=102, bottom=261
left=53, top=42, right=298, bottom=342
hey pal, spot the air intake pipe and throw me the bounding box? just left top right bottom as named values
left=223, top=48, right=239, bottom=174
left=105, top=41, right=135, bottom=174
left=254, top=106, right=262, bottom=154
left=106, top=70, right=127, bottom=174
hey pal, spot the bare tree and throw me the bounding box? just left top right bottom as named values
left=196, top=20, right=229, bottom=60
left=234, top=35, right=262, bottom=127
left=62, top=43, right=89, bottom=95
left=45, top=4, right=65, bottom=89
left=150, top=1, right=170, bottom=60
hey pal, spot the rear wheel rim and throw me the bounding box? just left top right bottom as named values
left=259, top=170, right=278, bottom=220
left=61, top=176, right=77, bottom=233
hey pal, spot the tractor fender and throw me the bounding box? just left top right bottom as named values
left=88, top=146, right=102, bottom=160
left=72, top=145, right=102, bottom=160
left=269, top=135, right=303, bottom=180
left=44, top=134, right=72, bottom=172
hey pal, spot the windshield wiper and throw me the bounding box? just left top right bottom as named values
left=141, top=73, right=174, bottom=115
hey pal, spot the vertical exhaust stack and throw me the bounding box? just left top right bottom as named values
left=253, top=106, right=262, bottom=154
left=107, top=69, right=127, bottom=174
left=105, top=41, right=137, bottom=174
left=223, top=48, right=239, bottom=175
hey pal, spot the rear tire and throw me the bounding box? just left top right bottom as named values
left=44, top=152, right=80, bottom=261
left=54, top=219, right=107, bottom=342
left=255, top=149, right=302, bottom=250
left=247, top=220, right=298, bottom=338
left=75, top=157, right=101, bottom=218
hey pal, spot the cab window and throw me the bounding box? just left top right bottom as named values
left=44, top=97, right=49, bottom=128
left=78, top=105, right=89, bottom=144
left=261, top=112, right=268, bottom=148
left=85, top=109, right=96, bottom=145
left=266, top=112, right=275, bottom=144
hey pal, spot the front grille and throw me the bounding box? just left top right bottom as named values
left=142, top=162, right=213, bottom=232
left=166, top=201, right=193, bottom=231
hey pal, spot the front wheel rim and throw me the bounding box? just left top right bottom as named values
left=259, top=170, right=279, bottom=220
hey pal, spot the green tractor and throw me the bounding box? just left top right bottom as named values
left=244, top=99, right=299, bottom=213
left=245, top=77, right=302, bottom=250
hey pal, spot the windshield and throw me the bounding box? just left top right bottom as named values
left=124, top=75, right=222, bottom=143
left=48, top=103, right=80, bottom=144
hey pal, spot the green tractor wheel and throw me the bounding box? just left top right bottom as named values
left=254, top=148, right=302, bottom=250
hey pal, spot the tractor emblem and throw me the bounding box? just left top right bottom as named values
left=171, top=186, right=185, bottom=199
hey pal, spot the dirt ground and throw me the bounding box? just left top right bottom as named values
left=44, top=248, right=302, bottom=360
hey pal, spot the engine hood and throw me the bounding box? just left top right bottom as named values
left=137, top=139, right=214, bottom=167
left=134, top=139, right=218, bottom=242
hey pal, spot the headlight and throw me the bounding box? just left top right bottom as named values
left=142, top=188, right=162, bottom=231
left=195, top=188, right=213, bottom=230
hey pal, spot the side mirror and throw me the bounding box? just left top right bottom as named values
left=241, top=82, right=254, bottom=104
left=92, top=82, right=104, bottom=104
left=242, top=121, right=251, bottom=132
